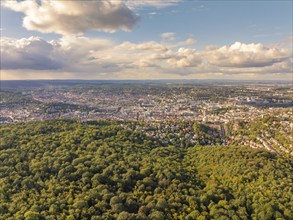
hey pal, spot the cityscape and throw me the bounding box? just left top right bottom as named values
left=1, top=81, right=292, bottom=158
left=1, top=81, right=292, bottom=123
left=1, top=0, right=292, bottom=219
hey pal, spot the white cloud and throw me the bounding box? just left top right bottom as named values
left=161, top=32, right=176, bottom=41
left=205, top=42, right=290, bottom=68
left=118, top=41, right=168, bottom=51
left=160, top=33, right=196, bottom=48
left=1, top=36, right=292, bottom=79
left=169, top=38, right=197, bottom=48
left=165, top=48, right=202, bottom=67
left=2, top=0, right=139, bottom=35
left=125, top=0, right=182, bottom=9
left=185, top=38, right=196, bottom=45
left=149, top=12, right=159, bottom=16
left=2, top=0, right=183, bottom=35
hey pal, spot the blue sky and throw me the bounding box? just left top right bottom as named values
left=1, top=0, right=292, bottom=80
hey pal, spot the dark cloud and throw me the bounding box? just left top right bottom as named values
left=1, top=37, right=62, bottom=70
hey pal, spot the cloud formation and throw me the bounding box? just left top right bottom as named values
left=2, top=0, right=139, bottom=35
left=125, top=0, right=182, bottom=9
left=161, top=32, right=176, bottom=41
left=2, top=0, right=183, bottom=35
left=118, top=41, right=168, bottom=51
left=1, top=36, right=292, bottom=79
left=1, top=37, right=61, bottom=70
left=206, top=42, right=290, bottom=68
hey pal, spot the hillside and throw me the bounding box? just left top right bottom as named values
left=227, top=114, right=293, bottom=157
left=0, top=120, right=292, bottom=219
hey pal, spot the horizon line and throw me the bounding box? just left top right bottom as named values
left=1, top=79, right=292, bottom=82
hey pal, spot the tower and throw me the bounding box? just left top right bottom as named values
left=202, top=110, right=208, bottom=123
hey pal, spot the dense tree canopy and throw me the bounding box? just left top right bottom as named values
left=0, top=120, right=292, bottom=219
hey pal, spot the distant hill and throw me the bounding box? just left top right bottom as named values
left=1, top=79, right=291, bottom=89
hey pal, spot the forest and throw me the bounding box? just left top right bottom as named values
left=0, top=120, right=292, bottom=219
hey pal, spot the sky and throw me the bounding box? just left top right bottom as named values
left=0, top=0, right=292, bottom=80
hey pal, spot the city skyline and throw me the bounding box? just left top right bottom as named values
left=1, top=0, right=292, bottom=80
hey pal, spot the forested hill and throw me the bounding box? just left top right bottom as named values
left=0, top=120, right=292, bottom=219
